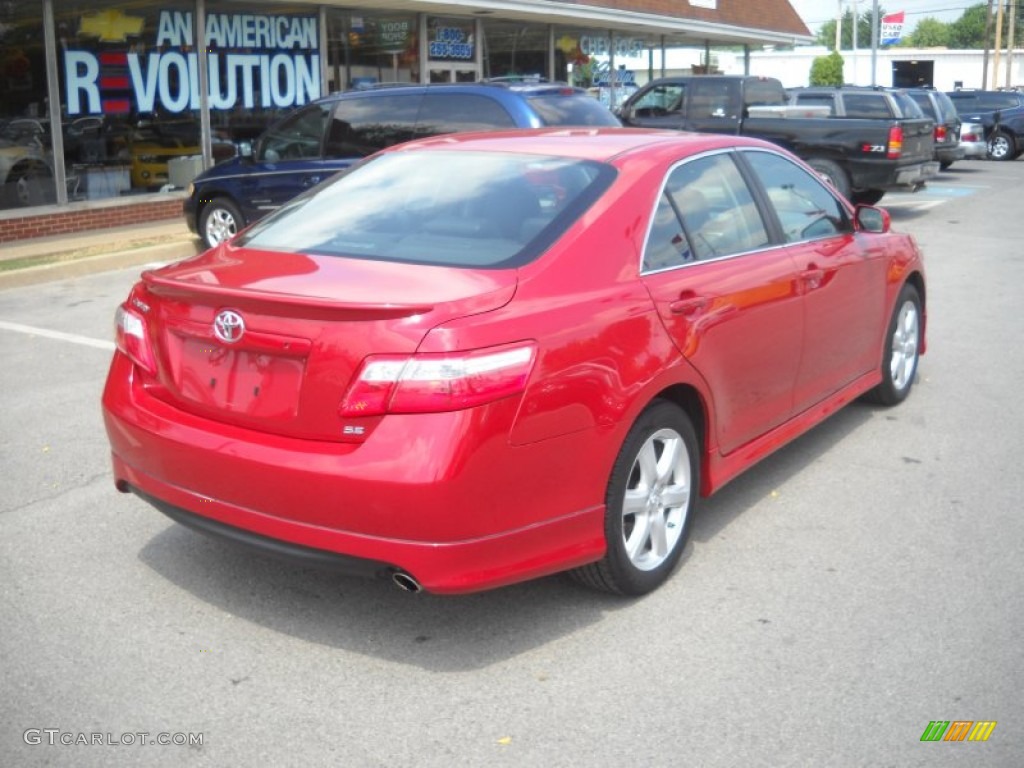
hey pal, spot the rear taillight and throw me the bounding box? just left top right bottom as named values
left=887, top=125, right=903, bottom=159
left=962, top=130, right=979, bottom=142
left=934, top=125, right=947, bottom=142
left=339, top=342, right=537, bottom=416
left=114, top=304, right=156, bottom=374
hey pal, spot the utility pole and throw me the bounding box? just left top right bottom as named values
left=870, top=0, right=879, bottom=86
left=993, top=0, right=1005, bottom=89
left=836, top=0, right=843, bottom=51
left=983, top=0, right=994, bottom=88
left=1006, top=0, right=1017, bottom=88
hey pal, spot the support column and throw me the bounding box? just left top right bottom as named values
left=43, top=0, right=68, bottom=205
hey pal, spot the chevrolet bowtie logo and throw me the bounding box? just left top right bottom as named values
left=79, top=10, right=144, bottom=43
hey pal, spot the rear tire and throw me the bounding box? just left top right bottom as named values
left=200, top=198, right=244, bottom=248
left=571, top=401, right=698, bottom=595
left=865, top=284, right=922, bottom=406
left=987, top=131, right=1015, bottom=161
left=806, top=157, right=851, bottom=200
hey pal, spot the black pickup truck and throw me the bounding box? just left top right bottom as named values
left=618, top=75, right=938, bottom=205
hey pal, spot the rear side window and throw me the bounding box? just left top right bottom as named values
left=794, top=92, right=836, bottom=115
left=977, top=92, right=1021, bottom=110
left=642, top=152, right=768, bottom=269
left=416, top=93, right=516, bottom=135
left=744, top=79, right=787, bottom=108
left=238, top=150, right=616, bottom=268
left=688, top=78, right=741, bottom=120
left=527, top=93, right=620, bottom=126
left=841, top=93, right=893, bottom=119
left=324, top=94, right=420, bottom=158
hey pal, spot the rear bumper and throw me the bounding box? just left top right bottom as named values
left=103, top=355, right=607, bottom=594
left=960, top=140, right=988, bottom=159
left=935, top=144, right=965, bottom=164
left=893, top=160, right=941, bottom=187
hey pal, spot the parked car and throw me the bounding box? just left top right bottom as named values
left=618, top=76, right=937, bottom=206
left=184, top=82, right=621, bottom=248
left=104, top=128, right=927, bottom=596
left=904, top=87, right=964, bottom=169
left=957, top=120, right=988, bottom=159
left=0, top=120, right=53, bottom=207
left=945, top=89, right=1024, bottom=161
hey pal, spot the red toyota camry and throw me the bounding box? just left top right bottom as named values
left=102, top=128, right=926, bottom=595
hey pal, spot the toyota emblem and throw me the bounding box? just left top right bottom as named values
left=213, top=309, right=245, bottom=344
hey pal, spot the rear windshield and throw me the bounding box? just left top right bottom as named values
left=929, top=92, right=959, bottom=123
left=891, top=91, right=924, bottom=118
left=238, top=150, right=616, bottom=268
left=527, top=93, right=621, bottom=126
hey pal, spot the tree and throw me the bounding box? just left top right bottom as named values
left=817, top=9, right=884, bottom=50
left=810, top=51, right=845, bottom=86
left=947, top=4, right=992, bottom=49
left=902, top=17, right=951, bottom=47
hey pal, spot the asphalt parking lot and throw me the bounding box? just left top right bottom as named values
left=1, top=158, right=1022, bottom=767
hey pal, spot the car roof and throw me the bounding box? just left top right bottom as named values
left=385, top=126, right=777, bottom=164
left=317, top=82, right=593, bottom=102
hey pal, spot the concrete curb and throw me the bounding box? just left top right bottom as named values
left=0, top=240, right=202, bottom=291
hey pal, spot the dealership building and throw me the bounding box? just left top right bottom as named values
left=0, top=0, right=810, bottom=242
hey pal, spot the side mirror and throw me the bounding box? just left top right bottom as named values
left=855, top=205, right=890, bottom=233
left=238, top=141, right=253, bottom=159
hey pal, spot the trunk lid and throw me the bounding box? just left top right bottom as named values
left=136, top=243, right=516, bottom=440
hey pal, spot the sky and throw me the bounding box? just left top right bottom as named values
left=786, top=0, right=977, bottom=36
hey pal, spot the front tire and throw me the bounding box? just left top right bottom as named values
left=571, top=401, right=698, bottom=595
left=866, top=284, right=922, bottom=406
left=200, top=198, right=244, bottom=248
left=852, top=189, right=885, bottom=206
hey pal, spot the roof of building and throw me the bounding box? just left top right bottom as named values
left=350, top=0, right=813, bottom=47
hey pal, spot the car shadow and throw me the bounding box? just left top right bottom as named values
left=138, top=517, right=630, bottom=672
left=137, top=398, right=878, bottom=672
left=688, top=400, right=875, bottom=545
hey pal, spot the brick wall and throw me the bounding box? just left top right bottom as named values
left=0, top=198, right=183, bottom=245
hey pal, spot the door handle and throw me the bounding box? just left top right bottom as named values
left=801, top=266, right=825, bottom=291
left=669, top=297, right=708, bottom=316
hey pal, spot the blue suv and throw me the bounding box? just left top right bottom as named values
left=185, top=82, right=620, bottom=247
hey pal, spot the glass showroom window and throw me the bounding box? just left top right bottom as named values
left=480, top=21, right=549, bottom=81
left=426, top=17, right=477, bottom=83
left=0, top=3, right=52, bottom=209
left=328, top=11, right=419, bottom=90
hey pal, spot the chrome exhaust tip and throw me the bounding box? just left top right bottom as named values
left=391, top=571, right=422, bottom=593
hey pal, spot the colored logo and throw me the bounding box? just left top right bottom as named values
left=79, top=10, right=145, bottom=43
left=920, top=721, right=997, bottom=742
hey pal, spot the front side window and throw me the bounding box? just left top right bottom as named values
left=631, top=84, right=685, bottom=118
left=239, top=150, right=615, bottom=268
left=258, top=104, right=331, bottom=162
left=743, top=150, right=852, bottom=243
